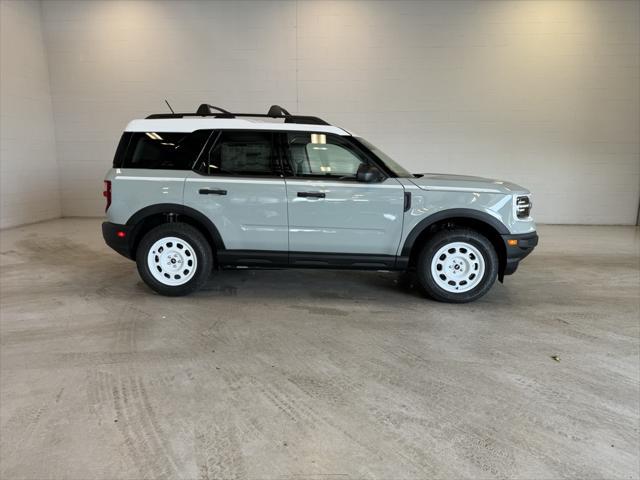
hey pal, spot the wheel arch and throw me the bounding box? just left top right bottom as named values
left=401, top=209, right=508, bottom=280
left=126, top=203, right=225, bottom=260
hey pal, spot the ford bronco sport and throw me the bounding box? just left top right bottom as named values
left=102, top=104, right=537, bottom=302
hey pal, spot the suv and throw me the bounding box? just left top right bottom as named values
left=102, top=104, right=537, bottom=302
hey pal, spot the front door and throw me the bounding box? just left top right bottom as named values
left=184, top=130, right=288, bottom=253
left=281, top=132, right=405, bottom=262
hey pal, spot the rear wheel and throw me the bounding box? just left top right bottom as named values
left=136, top=223, right=212, bottom=296
left=416, top=228, right=498, bottom=303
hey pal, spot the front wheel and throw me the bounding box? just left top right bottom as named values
left=416, top=229, right=498, bottom=303
left=136, top=223, right=212, bottom=296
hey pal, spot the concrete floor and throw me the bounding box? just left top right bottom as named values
left=0, top=219, right=638, bottom=479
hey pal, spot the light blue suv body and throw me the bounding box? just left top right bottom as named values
left=103, top=105, right=537, bottom=302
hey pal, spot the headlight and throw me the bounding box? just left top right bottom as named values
left=514, top=194, right=532, bottom=219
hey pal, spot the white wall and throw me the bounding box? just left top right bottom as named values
left=40, top=0, right=640, bottom=224
left=42, top=0, right=297, bottom=217
left=0, top=0, right=60, bottom=229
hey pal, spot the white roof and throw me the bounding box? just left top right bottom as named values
left=126, top=117, right=350, bottom=136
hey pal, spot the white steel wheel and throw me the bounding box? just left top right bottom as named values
left=146, top=236, right=198, bottom=286
left=430, top=241, right=486, bottom=293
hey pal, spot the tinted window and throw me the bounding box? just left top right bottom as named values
left=112, top=132, right=132, bottom=168
left=198, top=131, right=276, bottom=176
left=286, top=132, right=370, bottom=178
left=121, top=130, right=211, bottom=170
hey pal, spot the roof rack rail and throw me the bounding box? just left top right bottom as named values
left=146, top=104, right=330, bottom=126
left=267, top=105, right=291, bottom=117
left=195, top=104, right=233, bottom=116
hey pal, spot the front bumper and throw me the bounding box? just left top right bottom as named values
left=102, top=222, right=134, bottom=259
left=501, top=231, right=538, bottom=277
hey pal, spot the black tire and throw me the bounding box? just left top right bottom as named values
left=416, top=228, right=498, bottom=303
left=136, top=223, right=212, bottom=296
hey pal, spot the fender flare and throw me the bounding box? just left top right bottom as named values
left=400, top=208, right=509, bottom=257
left=126, top=203, right=226, bottom=251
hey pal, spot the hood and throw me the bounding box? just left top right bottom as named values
left=409, top=173, right=529, bottom=195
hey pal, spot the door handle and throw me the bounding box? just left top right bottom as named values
left=297, top=191, right=325, bottom=198
left=199, top=188, right=227, bottom=195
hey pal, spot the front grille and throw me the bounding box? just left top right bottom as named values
left=515, top=195, right=532, bottom=219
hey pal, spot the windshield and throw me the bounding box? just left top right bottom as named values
left=356, top=137, right=413, bottom=177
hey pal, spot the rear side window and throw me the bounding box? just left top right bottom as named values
left=119, top=130, right=211, bottom=170
left=197, top=130, right=277, bottom=176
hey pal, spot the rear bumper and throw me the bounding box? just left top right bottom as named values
left=102, top=222, right=134, bottom=259
left=501, top=231, right=538, bottom=276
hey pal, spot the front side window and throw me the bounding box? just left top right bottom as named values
left=120, top=130, right=211, bottom=170
left=355, top=137, right=412, bottom=177
left=198, top=130, right=277, bottom=176
left=285, top=132, right=371, bottom=179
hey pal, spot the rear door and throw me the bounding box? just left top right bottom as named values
left=281, top=131, right=405, bottom=260
left=183, top=130, right=288, bottom=253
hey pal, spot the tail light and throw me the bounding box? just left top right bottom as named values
left=103, top=180, right=112, bottom=211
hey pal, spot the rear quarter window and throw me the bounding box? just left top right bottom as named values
left=118, top=130, right=212, bottom=170
left=112, top=132, right=132, bottom=168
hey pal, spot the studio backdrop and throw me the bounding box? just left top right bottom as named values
left=2, top=0, right=639, bottom=228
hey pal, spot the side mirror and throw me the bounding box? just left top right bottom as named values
left=356, top=164, right=382, bottom=183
